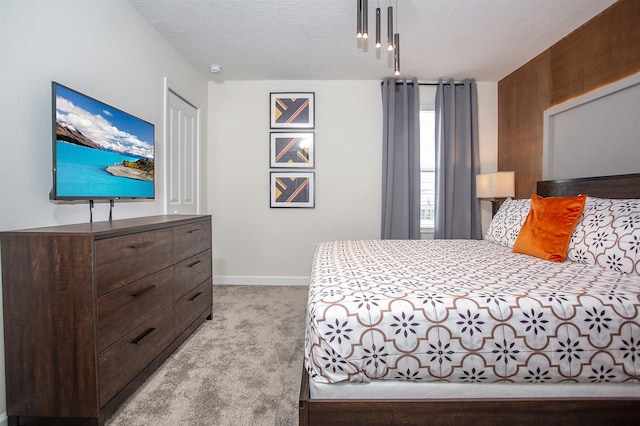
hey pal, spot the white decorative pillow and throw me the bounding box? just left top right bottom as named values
left=568, top=197, right=640, bottom=275
left=484, top=197, right=531, bottom=248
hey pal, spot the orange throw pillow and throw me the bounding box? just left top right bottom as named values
left=512, top=194, right=587, bottom=262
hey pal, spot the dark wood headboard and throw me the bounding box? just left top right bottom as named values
left=537, top=173, right=640, bottom=199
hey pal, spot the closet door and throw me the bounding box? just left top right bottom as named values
left=166, top=88, right=200, bottom=214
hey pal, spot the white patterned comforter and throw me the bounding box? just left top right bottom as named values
left=304, top=240, right=640, bottom=385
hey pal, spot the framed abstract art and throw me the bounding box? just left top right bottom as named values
left=270, top=132, right=314, bottom=168
left=270, top=171, right=315, bottom=208
left=270, top=92, right=315, bottom=129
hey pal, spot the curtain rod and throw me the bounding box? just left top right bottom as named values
left=380, top=80, right=469, bottom=86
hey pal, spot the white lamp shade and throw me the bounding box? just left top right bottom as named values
left=476, top=171, right=515, bottom=199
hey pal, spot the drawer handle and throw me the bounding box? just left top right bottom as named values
left=128, top=241, right=154, bottom=249
left=131, top=327, right=157, bottom=345
left=189, top=292, right=203, bottom=302
left=188, top=260, right=202, bottom=268
left=132, top=285, right=156, bottom=298
left=186, top=228, right=201, bottom=234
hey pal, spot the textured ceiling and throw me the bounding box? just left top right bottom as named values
left=128, top=0, right=617, bottom=82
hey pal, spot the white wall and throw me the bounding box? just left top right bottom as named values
left=477, top=82, right=499, bottom=233
left=0, top=0, right=208, bottom=422
left=209, top=81, right=498, bottom=284
left=208, top=81, right=384, bottom=284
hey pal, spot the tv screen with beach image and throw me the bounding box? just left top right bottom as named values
left=51, top=82, right=155, bottom=200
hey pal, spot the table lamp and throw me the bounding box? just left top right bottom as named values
left=476, top=171, right=515, bottom=216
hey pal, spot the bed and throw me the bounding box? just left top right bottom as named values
left=299, top=173, right=640, bottom=425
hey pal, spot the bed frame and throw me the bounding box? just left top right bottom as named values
left=299, top=173, right=640, bottom=426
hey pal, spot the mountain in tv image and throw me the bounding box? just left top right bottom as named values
left=54, top=85, right=155, bottom=198
left=56, top=120, right=101, bottom=149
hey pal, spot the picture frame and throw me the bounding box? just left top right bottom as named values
left=270, top=132, right=315, bottom=168
left=270, top=92, right=315, bottom=129
left=270, top=171, right=315, bottom=208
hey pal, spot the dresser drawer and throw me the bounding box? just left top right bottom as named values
left=175, top=278, right=212, bottom=337
left=98, top=306, right=174, bottom=406
left=97, top=266, right=174, bottom=353
left=173, top=220, right=211, bottom=263
left=174, top=249, right=212, bottom=300
left=95, top=228, right=173, bottom=295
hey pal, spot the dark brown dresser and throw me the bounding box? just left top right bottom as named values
left=1, top=215, right=212, bottom=426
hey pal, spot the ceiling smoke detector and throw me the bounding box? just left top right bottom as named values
left=209, top=64, right=222, bottom=74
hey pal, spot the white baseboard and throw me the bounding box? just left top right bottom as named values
left=213, top=275, right=309, bottom=286
left=0, top=412, right=7, bottom=426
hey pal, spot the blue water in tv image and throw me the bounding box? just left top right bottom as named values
left=52, top=82, right=155, bottom=199
left=56, top=141, right=154, bottom=198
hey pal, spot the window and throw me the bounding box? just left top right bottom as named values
left=420, top=110, right=435, bottom=232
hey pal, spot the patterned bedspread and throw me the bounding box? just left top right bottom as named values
left=304, top=240, right=640, bottom=385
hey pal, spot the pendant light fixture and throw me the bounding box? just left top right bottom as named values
left=356, top=0, right=369, bottom=39
left=393, top=1, right=400, bottom=75
left=387, top=4, right=394, bottom=51
left=357, top=0, right=362, bottom=38
left=356, top=0, right=401, bottom=75
left=362, top=0, right=368, bottom=39
left=375, top=7, right=381, bottom=48
left=394, top=33, right=400, bottom=75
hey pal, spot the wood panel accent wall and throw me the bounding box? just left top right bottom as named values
left=498, top=0, right=640, bottom=198
left=497, top=52, right=550, bottom=198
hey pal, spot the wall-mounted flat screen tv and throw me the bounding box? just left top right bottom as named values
left=50, top=82, right=155, bottom=200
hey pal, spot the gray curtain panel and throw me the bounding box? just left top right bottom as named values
left=434, top=79, right=482, bottom=239
left=381, top=77, right=421, bottom=240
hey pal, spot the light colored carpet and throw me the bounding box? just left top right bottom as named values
left=106, top=284, right=308, bottom=426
